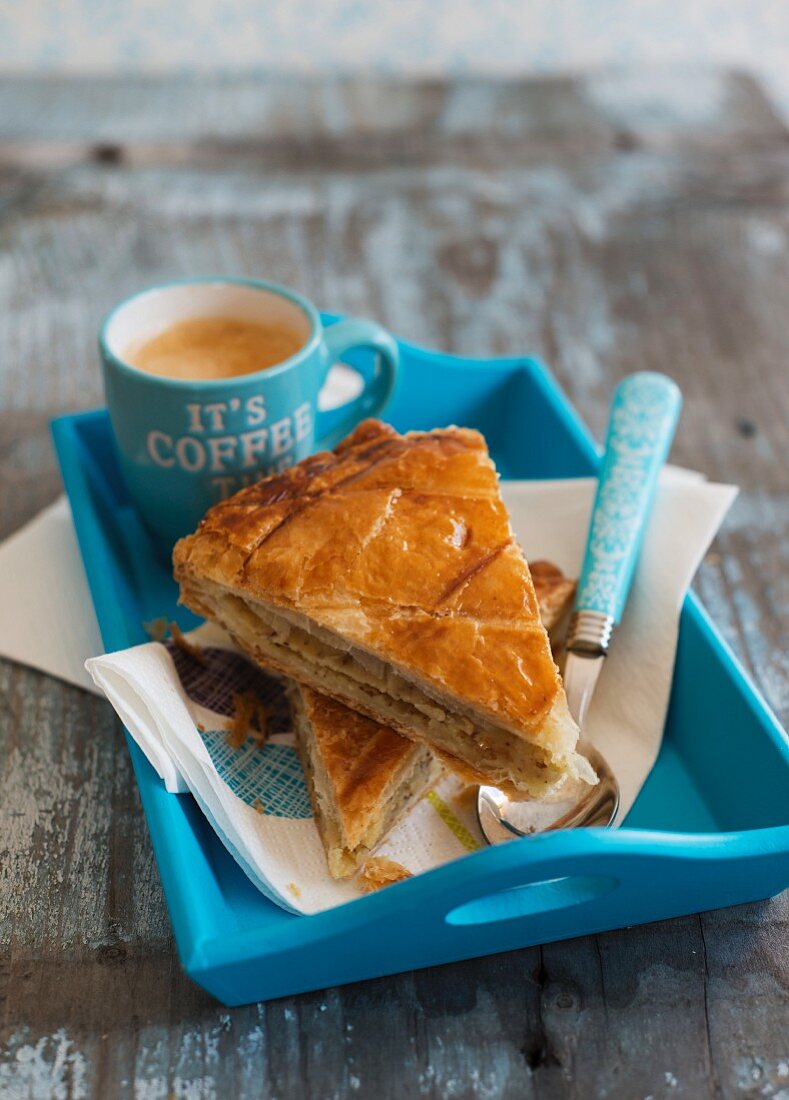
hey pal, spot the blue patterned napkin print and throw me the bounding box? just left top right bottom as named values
left=164, top=638, right=310, bottom=819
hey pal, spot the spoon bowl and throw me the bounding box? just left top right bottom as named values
left=476, top=743, right=619, bottom=844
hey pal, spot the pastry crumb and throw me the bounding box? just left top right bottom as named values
left=142, top=617, right=169, bottom=642
left=227, top=692, right=255, bottom=748
left=287, top=882, right=302, bottom=899
left=252, top=798, right=265, bottom=815
left=357, top=857, right=412, bottom=893
left=227, top=691, right=269, bottom=749
left=452, top=785, right=479, bottom=810
left=250, top=701, right=270, bottom=747
left=169, top=621, right=206, bottom=665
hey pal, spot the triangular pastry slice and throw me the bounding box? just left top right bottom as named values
left=174, top=420, right=595, bottom=799
left=288, top=683, right=442, bottom=878
left=289, top=560, right=577, bottom=878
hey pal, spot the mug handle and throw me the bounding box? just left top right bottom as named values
left=315, top=318, right=399, bottom=449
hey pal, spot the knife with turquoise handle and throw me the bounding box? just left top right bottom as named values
left=563, top=372, right=682, bottom=729
left=477, top=371, right=682, bottom=844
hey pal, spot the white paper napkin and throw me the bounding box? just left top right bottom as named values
left=0, top=497, right=103, bottom=694
left=76, top=471, right=735, bottom=915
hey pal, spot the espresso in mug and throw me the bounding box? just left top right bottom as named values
left=101, top=277, right=398, bottom=548
left=124, top=317, right=304, bottom=381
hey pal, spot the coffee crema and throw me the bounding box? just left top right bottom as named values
left=124, top=317, right=305, bottom=381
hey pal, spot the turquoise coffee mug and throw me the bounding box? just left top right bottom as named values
left=99, top=277, right=398, bottom=549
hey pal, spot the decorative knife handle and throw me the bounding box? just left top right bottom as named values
left=571, top=373, right=682, bottom=650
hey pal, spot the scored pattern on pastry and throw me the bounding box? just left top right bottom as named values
left=177, top=423, right=552, bottom=714
left=174, top=420, right=591, bottom=799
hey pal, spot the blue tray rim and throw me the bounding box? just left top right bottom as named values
left=50, top=341, right=789, bottom=981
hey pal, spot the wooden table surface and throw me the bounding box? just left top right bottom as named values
left=0, top=71, right=787, bottom=1099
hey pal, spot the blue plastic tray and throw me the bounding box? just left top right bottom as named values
left=52, top=324, right=789, bottom=1006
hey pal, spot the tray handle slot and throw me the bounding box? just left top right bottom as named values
left=428, top=835, right=631, bottom=935
left=445, top=873, right=619, bottom=926
left=433, top=828, right=789, bottom=940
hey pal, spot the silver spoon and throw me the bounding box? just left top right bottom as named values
left=478, top=372, right=682, bottom=843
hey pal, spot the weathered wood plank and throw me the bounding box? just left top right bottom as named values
left=0, top=71, right=786, bottom=1099
left=1, top=71, right=783, bottom=143
left=0, top=71, right=784, bottom=181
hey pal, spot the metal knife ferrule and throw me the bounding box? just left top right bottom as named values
left=566, top=610, right=615, bottom=657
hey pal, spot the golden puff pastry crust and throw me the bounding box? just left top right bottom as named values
left=174, top=419, right=594, bottom=798
left=289, top=683, right=441, bottom=878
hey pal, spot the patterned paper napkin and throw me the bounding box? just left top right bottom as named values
left=82, top=472, right=736, bottom=915
left=87, top=620, right=480, bottom=913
